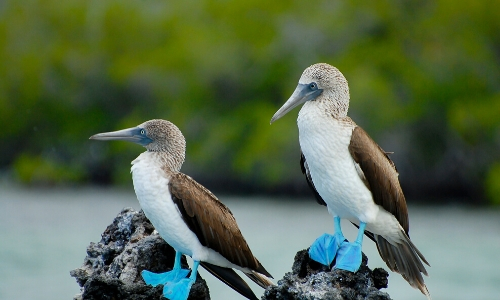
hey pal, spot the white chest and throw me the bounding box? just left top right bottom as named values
left=297, top=104, right=377, bottom=222
left=130, top=152, right=203, bottom=256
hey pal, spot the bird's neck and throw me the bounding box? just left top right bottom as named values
left=132, top=151, right=184, bottom=174
left=320, top=90, right=350, bottom=118
left=301, top=93, right=350, bottom=120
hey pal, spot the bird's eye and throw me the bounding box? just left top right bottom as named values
left=309, top=83, right=317, bottom=90
left=140, top=129, right=145, bottom=135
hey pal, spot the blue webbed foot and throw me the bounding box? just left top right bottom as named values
left=141, top=268, right=190, bottom=287
left=334, top=221, right=367, bottom=272
left=335, top=241, right=363, bottom=272
left=163, top=261, right=200, bottom=300
left=141, top=251, right=200, bottom=300
left=163, top=277, right=195, bottom=300
left=142, top=251, right=190, bottom=287
left=308, top=232, right=348, bottom=266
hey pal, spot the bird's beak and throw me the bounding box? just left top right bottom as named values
left=89, top=127, right=152, bottom=146
left=270, top=83, right=323, bottom=124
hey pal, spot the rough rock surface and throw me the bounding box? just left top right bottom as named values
left=262, top=249, right=392, bottom=300
left=70, top=207, right=210, bottom=300
left=71, top=207, right=392, bottom=300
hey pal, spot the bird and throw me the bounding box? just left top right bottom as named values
left=90, top=119, right=273, bottom=300
left=270, top=63, right=431, bottom=299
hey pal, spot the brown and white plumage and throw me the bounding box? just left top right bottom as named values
left=271, top=63, right=430, bottom=298
left=90, top=119, right=272, bottom=300
left=169, top=172, right=273, bottom=288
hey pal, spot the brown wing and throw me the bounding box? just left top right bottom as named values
left=168, top=173, right=271, bottom=278
left=348, top=126, right=409, bottom=233
left=349, top=126, right=430, bottom=297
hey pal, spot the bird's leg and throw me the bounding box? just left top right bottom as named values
left=335, top=222, right=366, bottom=272
left=308, top=216, right=348, bottom=266
left=141, top=251, right=190, bottom=287
left=333, top=216, right=348, bottom=243
left=163, top=260, right=200, bottom=300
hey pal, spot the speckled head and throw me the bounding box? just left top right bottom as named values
left=271, top=63, right=350, bottom=123
left=299, top=63, right=349, bottom=97
left=90, top=119, right=186, bottom=170
left=138, top=119, right=186, bottom=154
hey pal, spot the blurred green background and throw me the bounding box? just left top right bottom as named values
left=1, top=0, right=499, bottom=204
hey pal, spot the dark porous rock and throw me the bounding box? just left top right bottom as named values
left=263, top=249, right=391, bottom=300
left=70, top=207, right=210, bottom=300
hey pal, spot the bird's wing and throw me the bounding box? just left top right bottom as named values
left=348, top=126, right=430, bottom=298
left=348, top=125, right=409, bottom=233
left=300, top=151, right=327, bottom=206
left=168, top=173, right=272, bottom=278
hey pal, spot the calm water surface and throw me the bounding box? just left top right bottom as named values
left=1, top=186, right=499, bottom=300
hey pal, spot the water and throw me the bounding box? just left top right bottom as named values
left=1, top=186, right=499, bottom=300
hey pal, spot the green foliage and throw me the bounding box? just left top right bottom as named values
left=485, top=162, right=500, bottom=205
left=13, top=152, right=84, bottom=185
left=1, top=0, right=499, bottom=202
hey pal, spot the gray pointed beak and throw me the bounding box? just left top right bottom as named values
left=270, top=83, right=323, bottom=124
left=89, top=127, right=152, bottom=146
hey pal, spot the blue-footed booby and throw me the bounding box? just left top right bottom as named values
left=90, top=119, right=273, bottom=300
left=270, top=63, right=431, bottom=298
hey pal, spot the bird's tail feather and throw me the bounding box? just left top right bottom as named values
left=375, top=232, right=431, bottom=299
left=200, top=262, right=258, bottom=300
left=244, top=271, right=275, bottom=289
